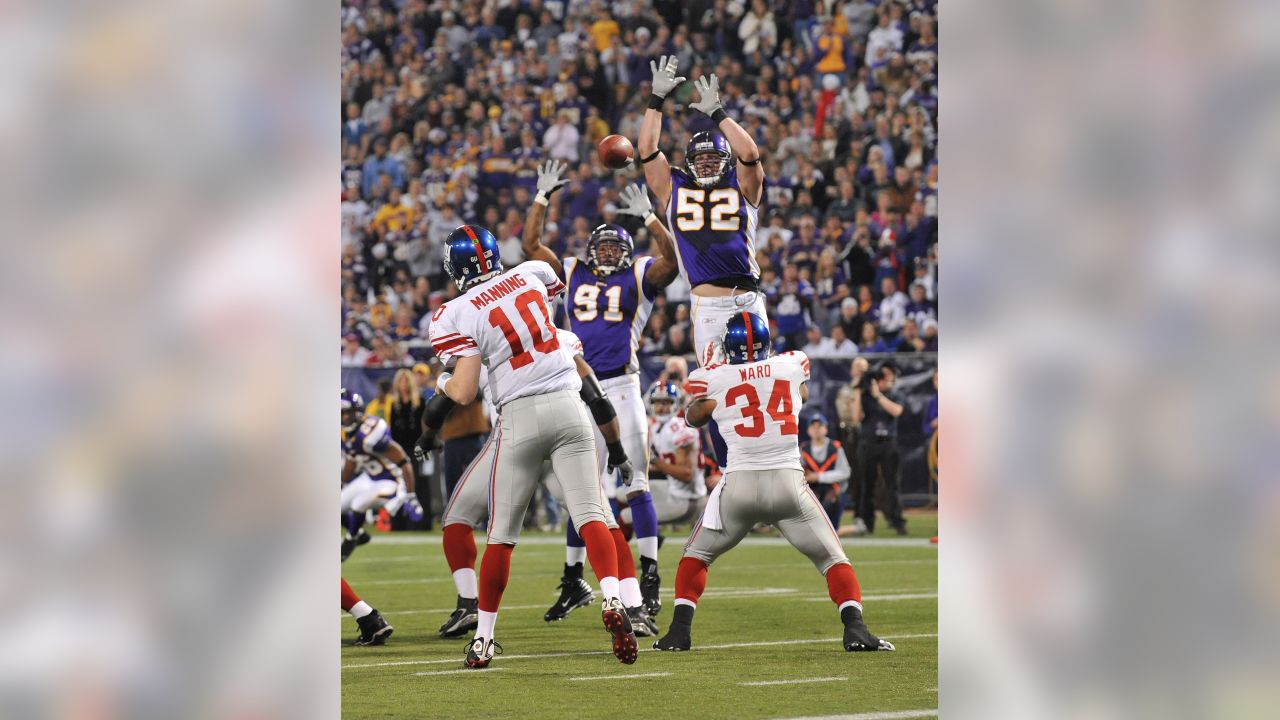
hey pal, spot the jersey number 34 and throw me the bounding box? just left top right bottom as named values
left=725, top=379, right=798, bottom=437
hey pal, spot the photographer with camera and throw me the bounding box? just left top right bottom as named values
left=849, top=364, right=908, bottom=535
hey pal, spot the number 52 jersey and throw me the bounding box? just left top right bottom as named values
left=684, top=351, right=810, bottom=473
left=428, top=260, right=581, bottom=407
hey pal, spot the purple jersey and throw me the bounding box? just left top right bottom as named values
left=342, top=415, right=397, bottom=481
left=564, top=255, right=657, bottom=378
left=665, top=167, right=761, bottom=288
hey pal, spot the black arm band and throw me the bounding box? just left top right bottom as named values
left=711, top=107, right=728, bottom=125
left=639, top=149, right=662, bottom=164
left=606, top=440, right=628, bottom=466
left=739, top=155, right=761, bottom=166
left=579, top=374, right=617, bottom=425
left=422, top=390, right=457, bottom=431
left=647, top=94, right=666, bottom=111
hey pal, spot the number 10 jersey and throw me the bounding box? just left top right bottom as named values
left=684, top=351, right=810, bottom=473
left=428, top=260, right=581, bottom=407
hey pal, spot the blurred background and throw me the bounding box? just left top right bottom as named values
left=1, top=0, right=1277, bottom=718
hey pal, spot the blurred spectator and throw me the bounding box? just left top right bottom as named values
left=801, top=325, right=836, bottom=357
left=341, top=333, right=371, bottom=366
left=904, top=280, right=937, bottom=328
left=828, top=325, right=858, bottom=354
left=894, top=318, right=926, bottom=353
left=858, top=321, right=895, bottom=354
left=877, top=276, right=908, bottom=336
left=801, top=414, right=851, bottom=529
left=769, top=264, right=815, bottom=351
left=366, top=378, right=393, bottom=422
left=411, top=363, right=435, bottom=402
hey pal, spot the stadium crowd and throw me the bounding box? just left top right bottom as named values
left=341, top=0, right=938, bottom=373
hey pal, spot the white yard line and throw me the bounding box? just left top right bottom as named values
left=740, top=676, right=848, bottom=686
left=343, top=633, right=938, bottom=671
left=412, top=668, right=506, bottom=677
left=803, top=592, right=938, bottom=603
left=772, top=711, right=937, bottom=720
left=568, top=672, right=673, bottom=681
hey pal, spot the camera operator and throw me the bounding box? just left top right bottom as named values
left=835, top=357, right=871, bottom=535
left=850, top=364, right=908, bottom=535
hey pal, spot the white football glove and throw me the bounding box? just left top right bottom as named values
left=689, top=74, right=723, bottom=117
left=649, top=55, right=686, bottom=99
left=616, top=184, right=654, bottom=219
left=611, top=457, right=635, bottom=487
left=535, top=160, right=570, bottom=203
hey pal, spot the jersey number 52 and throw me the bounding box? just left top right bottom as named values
left=724, top=379, right=798, bottom=437
left=674, top=188, right=741, bottom=232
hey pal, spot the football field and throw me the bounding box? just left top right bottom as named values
left=342, top=511, right=938, bottom=720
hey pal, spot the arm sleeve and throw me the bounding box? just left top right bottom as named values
left=525, top=260, right=566, bottom=297
left=361, top=418, right=392, bottom=454
left=429, top=305, right=480, bottom=361
left=636, top=256, right=658, bottom=301
left=683, top=369, right=710, bottom=400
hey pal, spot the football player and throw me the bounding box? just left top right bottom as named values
left=429, top=225, right=638, bottom=669
left=521, top=161, right=681, bottom=621
left=653, top=313, right=895, bottom=653
left=341, top=389, right=422, bottom=561
left=415, top=328, right=659, bottom=639
left=341, top=577, right=393, bottom=646
left=644, top=381, right=707, bottom=526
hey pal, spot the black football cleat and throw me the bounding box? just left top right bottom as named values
left=342, top=530, right=372, bottom=562
left=653, top=626, right=691, bottom=651
left=601, top=598, right=638, bottom=664
left=464, top=637, right=502, bottom=669
left=439, top=597, right=479, bottom=638
left=640, top=567, right=662, bottom=618
left=627, top=606, right=658, bottom=637
left=544, top=577, right=595, bottom=622
left=842, top=606, right=896, bottom=652
left=353, top=609, right=393, bottom=646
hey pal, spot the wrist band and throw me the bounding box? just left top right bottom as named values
left=534, top=193, right=549, bottom=206
left=643, top=211, right=658, bottom=225
left=648, top=94, right=666, bottom=111
left=639, top=149, right=661, bottom=164
left=711, top=107, right=728, bottom=124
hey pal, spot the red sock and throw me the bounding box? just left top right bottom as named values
left=579, top=520, right=618, bottom=582
left=675, top=557, right=708, bottom=605
left=610, top=527, right=637, bottom=580
left=477, top=542, right=514, bottom=613
left=340, top=578, right=360, bottom=612
left=825, top=562, right=862, bottom=605
left=442, top=523, right=477, bottom=572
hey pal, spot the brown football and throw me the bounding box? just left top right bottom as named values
left=598, top=134, right=636, bottom=169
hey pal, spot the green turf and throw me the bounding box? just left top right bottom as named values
left=342, top=511, right=937, bottom=719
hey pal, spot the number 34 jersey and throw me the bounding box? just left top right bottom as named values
left=429, top=260, right=581, bottom=407
left=684, top=351, right=810, bottom=473
left=563, top=255, right=657, bottom=378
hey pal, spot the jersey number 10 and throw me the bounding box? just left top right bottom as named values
left=488, top=289, right=560, bottom=369
left=725, top=379, right=798, bottom=437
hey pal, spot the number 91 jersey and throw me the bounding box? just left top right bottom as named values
left=564, top=255, right=657, bottom=377
left=429, top=260, right=581, bottom=407
left=684, top=351, right=809, bottom=473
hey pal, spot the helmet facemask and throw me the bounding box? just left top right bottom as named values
left=686, top=148, right=732, bottom=188
left=586, top=226, right=634, bottom=277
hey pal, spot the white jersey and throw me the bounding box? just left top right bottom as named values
left=557, top=328, right=584, bottom=360
left=429, top=261, right=580, bottom=407
left=651, top=414, right=705, bottom=500
left=685, top=351, right=810, bottom=472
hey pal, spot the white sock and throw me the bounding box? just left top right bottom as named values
left=839, top=600, right=863, bottom=613
left=673, top=598, right=697, bottom=609
left=453, top=568, right=478, bottom=599
left=599, top=576, right=620, bottom=601
left=476, top=609, right=498, bottom=639
left=620, top=577, right=643, bottom=608
left=565, top=546, right=586, bottom=565
left=637, top=536, right=659, bottom=561
left=349, top=601, right=373, bottom=619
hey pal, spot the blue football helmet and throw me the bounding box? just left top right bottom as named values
left=646, top=380, right=685, bottom=423
left=721, top=312, right=770, bottom=365
left=685, top=131, right=733, bottom=188
left=442, top=224, right=502, bottom=291
left=586, top=224, right=634, bottom=277
left=341, top=388, right=365, bottom=433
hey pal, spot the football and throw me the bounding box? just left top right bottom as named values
left=597, top=134, right=635, bottom=169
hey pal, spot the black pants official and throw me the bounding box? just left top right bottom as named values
left=857, top=437, right=905, bottom=532
left=841, top=425, right=861, bottom=519
left=443, top=432, right=488, bottom=502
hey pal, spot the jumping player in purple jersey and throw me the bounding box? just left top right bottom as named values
left=638, top=56, right=769, bottom=368
left=521, top=160, right=685, bottom=622
left=639, top=56, right=768, bottom=474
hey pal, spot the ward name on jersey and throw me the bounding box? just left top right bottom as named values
left=429, top=260, right=580, bottom=407
left=343, top=416, right=401, bottom=481
left=650, top=414, right=705, bottom=500
left=563, top=255, right=656, bottom=378
left=665, top=167, right=761, bottom=288
left=684, top=350, right=810, bottom=473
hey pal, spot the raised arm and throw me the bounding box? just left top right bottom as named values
left=638, top=55, right=685, bottom=212
left=522, top=160, right=570, bottom=278
left=617, top=184, right=679, bottom=288
left=441, top=354, right=483, bottom=405
left=689, top=74, right=764, bottom=206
